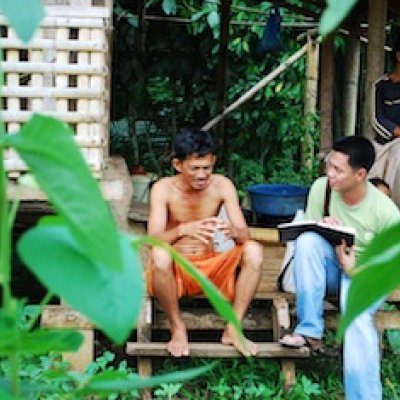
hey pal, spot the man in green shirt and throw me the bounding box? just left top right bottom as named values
left=280, top=136, right=400, bottom=400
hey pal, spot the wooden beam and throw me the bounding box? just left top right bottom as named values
left=319, top=35, right=334, bottom=152
left=249, top=227, right=280, bottom=243
left=126, top=342, right=310, bottom=358
left=302, top=36, right=319, bottom=170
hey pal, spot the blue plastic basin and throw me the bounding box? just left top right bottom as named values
left=247, top=183, right=309, bottom=217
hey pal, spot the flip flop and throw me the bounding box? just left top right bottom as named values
left=279, top=333, right=323, bottom=353
left=279, top=333, right=306, bottom=348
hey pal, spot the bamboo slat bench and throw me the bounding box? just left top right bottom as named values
left=127, top=226, right=309, bottom=392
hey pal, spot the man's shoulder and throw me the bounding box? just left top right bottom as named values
left=211, top=174, right=234, bottom=187
left=367, top=184, right=400, bottom=219
left=151, top=176, right=175, bottom=193
left=374, top=74, right=390, bottom=87
left=310, top=176, right=327, bottom=192
left=208, top=175, right=238, bottom=200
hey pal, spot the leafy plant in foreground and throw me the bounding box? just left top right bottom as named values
left=0, top=1, right=241, bottom=397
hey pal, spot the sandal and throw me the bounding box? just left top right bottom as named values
left=279, top=333, right=323, bottom=353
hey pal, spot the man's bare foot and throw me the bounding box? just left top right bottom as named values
left=221, top=324, right=258, bottom=356
left=168, top=322, right=189, bottom=357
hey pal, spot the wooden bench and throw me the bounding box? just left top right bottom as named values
left=127, top=227, right=308, bottom=392
left=41, top=226, right=400, bottom=393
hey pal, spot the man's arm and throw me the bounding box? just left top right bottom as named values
left=371, top=79, right=398, bottom=141
left=219, top=177, right=250, bottom=244
left=147, top=180, right=182, bottom=244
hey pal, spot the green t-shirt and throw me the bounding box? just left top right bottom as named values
left=305, top=176, right=400, bottom=257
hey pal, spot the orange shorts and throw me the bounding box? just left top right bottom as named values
left=146, top=245, right=243, bottom=302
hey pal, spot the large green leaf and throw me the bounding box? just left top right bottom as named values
left=5, top=114, right=122, bottom=271
left=319, top=0, right=359, bottom=37
left=338, top=223, right=400, bottom=339
left=131, top=236, right=243, bottom=338
left=0, top=309, right=82, bottom=355
left=0, top=0, right=44, bottom=43
left=0, top=329, right=83, bottom=356
left=17, top=221, right=144, bottom=344
left=0, top=386, right=14, bottom=400
left=80, top=363, right=214, bottom=394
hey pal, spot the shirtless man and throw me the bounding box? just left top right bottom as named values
left=146, top=127, right=263, bottom=357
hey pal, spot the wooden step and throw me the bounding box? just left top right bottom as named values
left=126, top=342, right=310, bottom=358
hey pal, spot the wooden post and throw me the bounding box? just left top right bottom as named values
left=343, top=13, right=361, bottom=137
left=281, top=360, right=296, bottom=390
left=214, top=0, right=231, bottom=152
left=363, top=0, right=388, bottom=140
left=302, top=35, right=319, bottom=170
left=319, top=35, right=334, bottom=154
left=137, top=297, right=153, bottom=400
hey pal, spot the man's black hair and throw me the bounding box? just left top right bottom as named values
left=392, top=36, right=400, bottom=64
left=172, top=127, right=215, bottom=160
left=332, top=136, right=375, bottom=172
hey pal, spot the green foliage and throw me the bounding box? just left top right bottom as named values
left=110, top=118, right=138, bottom=170
left=338, top=222, right=400, bottom=338
left=18, top=224, right=143, bottom=344
left=112, top=0, right=320, bottom=187
left=227, top=153, right=265, bottom=199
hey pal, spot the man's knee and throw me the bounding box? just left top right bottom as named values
left=242, top=240, right=263, bottom=271
left=151, top=247, right=173, bottom=272
left=296, top=231, right=323, bottom=247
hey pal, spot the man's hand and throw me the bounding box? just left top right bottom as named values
left=322, top=216, right=342, bottom=226
left=336, top=239, right=355, bottom=276
left=179, top=217, right=221, bottom=244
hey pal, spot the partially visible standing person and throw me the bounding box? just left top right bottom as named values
left=369, top=177, right=391, bottom=197
left=370, top=37, right=400, bottom=207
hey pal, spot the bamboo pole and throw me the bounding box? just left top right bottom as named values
left=202, top=43, right=308, bottom=131
left=319, top=35, right=334, bottom=152
left=363, top=0, right=387, bottom=140
left=302, top=36, right=319, bottom=170
left=343, top=24, right=361, bottom=136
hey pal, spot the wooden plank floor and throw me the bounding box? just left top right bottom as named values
left=126, top=342, right=310, bottom=358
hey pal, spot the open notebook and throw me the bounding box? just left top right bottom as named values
left=277, top=220, right=355, bottom=247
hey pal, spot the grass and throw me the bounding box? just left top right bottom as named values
left=146, top=329, right=400, bottom=400
left=1, top=328, right=399, bottom=399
